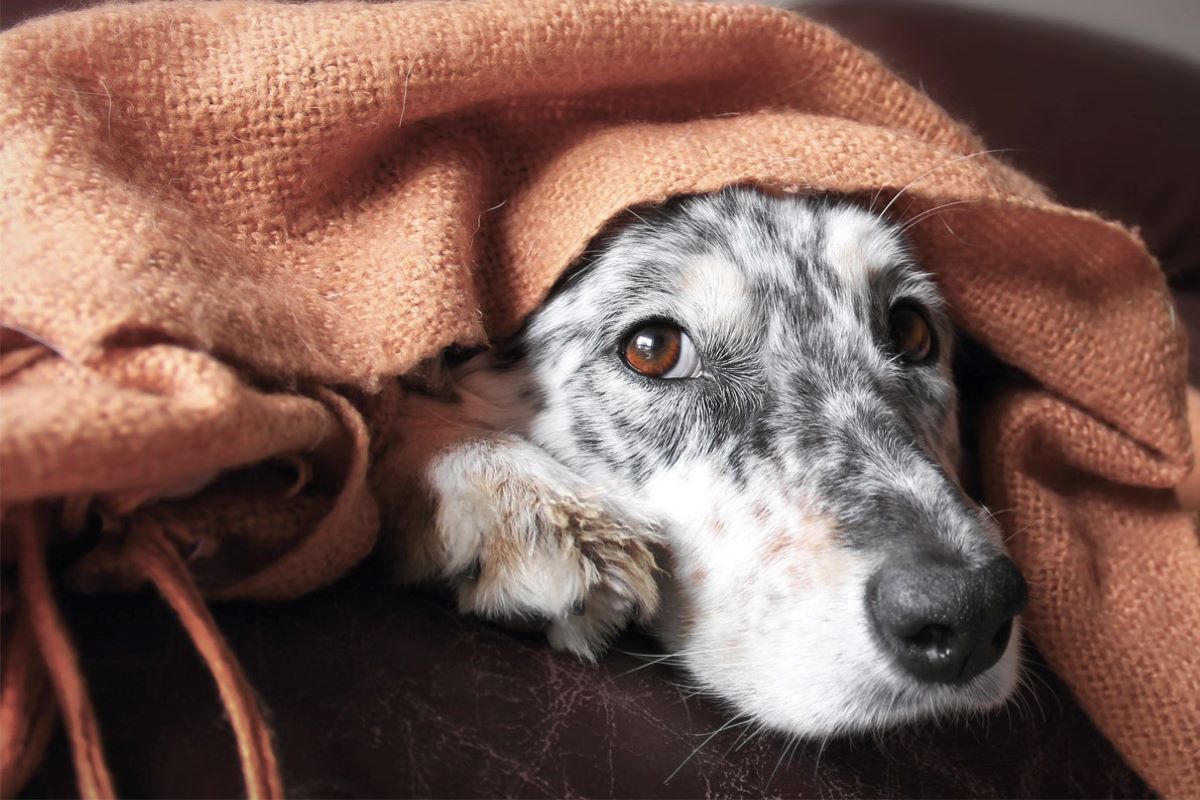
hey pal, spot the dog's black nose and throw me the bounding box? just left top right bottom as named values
left=867, top=554, right=1028, bottom=684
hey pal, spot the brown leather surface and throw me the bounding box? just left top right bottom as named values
left=20, top=1, right=1198, bottom=797
left=28, top=570, right=1151, bottom=799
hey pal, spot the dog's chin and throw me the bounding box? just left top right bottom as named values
left=696, top=622, right=1024, bottom=740
left=868, top=640, right=1023, bottom=731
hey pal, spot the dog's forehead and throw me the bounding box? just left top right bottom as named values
left=534, top=189, right=941, bottom=352
left=598, top=191, right=915, bottom=308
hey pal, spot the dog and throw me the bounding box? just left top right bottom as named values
left=374, top=186, right=1029, bottom=737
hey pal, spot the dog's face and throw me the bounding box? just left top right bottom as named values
left=455, top=187, right=1027, bottom=735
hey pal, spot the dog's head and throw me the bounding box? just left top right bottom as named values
left=458, top=187, right=1027, bottom=735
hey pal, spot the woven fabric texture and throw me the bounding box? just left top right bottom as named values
left=0, top=0, right=1195, bottom=795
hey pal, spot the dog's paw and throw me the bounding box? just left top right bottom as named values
left=449, top=490, right=662, bottom=661
left=543, top=513, right=661, bottom=660
left=429, top=440, right=662, bottom=660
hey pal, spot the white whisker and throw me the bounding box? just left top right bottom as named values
left=879, top=149, right=1016, bottom=221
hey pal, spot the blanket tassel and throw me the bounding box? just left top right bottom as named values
left=13, top=505, right=117, bottom=800
left=127, top=521, right=284, bottom=800
left=8, top=507, right=284, bottom=799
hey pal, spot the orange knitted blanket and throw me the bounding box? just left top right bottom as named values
left=1, top=1, right=1196, bottom=796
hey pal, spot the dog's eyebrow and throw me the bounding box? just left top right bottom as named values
left=868, top=259, right=940, bottom=301
left=820, top=206, right=909, bottom=296
left=677, top=252, right=757, bottom=334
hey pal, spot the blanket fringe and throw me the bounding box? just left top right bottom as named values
left=5, top=506, right=285, bottom=798
left=13, top=505, right=116, bottom=800
left=126, top=521, right=284, bottom=800
left=0, top=584, right=59, bottom=799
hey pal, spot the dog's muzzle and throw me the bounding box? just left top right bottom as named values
left=866, top=553, right=1029, bottom=684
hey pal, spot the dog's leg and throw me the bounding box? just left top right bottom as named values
left=373, top=392, right=661, bottom=660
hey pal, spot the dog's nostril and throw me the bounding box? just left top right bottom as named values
left=905, top=624, right=954, bottom=656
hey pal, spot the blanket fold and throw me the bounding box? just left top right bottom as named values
left=1, top=0, right=1196, bottom=796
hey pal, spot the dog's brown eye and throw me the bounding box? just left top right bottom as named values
left=889, top=304, right=935, bottom=363
left=622, top=323, right=700, bottom=379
